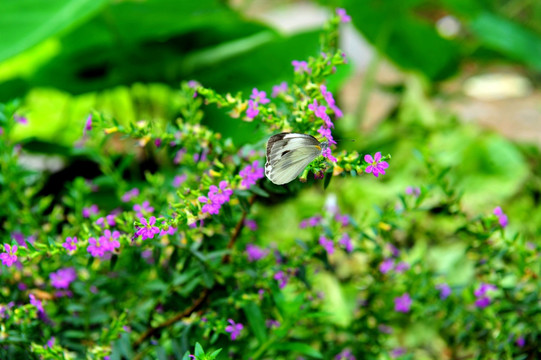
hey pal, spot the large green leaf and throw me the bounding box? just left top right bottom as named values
left=345, top=0, right=459, bottom=80
left=469, top=12, right=541, bottom=71
left=0, top=0, right=108, bottom=62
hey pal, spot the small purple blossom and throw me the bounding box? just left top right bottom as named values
left=29, top=294, right=44, bottom=313
left=14, top=115, right=28, bottom=125
left=174, top=148, right=187, bottom=164
left=121, top=188, right=139, bottom=202
left=250, top=88, right=270, bottom=104
left=246, top=100, right=259, bottom=119
left=198, top=194, right=220, bottom=215
left=292, top=60, right=309, bottom=73
left=317, top=126, right=337, bottom=145
left=395, top=261, right=410, bottom=273
left=45, top=337, right=55, bottom=349
left=322, top=147, right=337, bottom=162
left=335, top=213, right=349, bottom=226
left=364, top=152, right=389, bottom=177
left=100, top=229, right=121, bottom=252
left=246, top=244, right=268, bottom=262
left=209, top=181, right=233, bottom=205
left=339, top=233, right=353, bottom=252
left=379, top=258, right=394, bottom=274
left=336, top=8, right=351, bottom=23
left=405, top=186, right=421, bottom=196
left=225, top=319, right=243, bottom=340
left=335, top=349, right=355, bottom=360
left=82, top=204, right=99, bottom=218
left=516, top=336, right=525, bottom=347
left=62, top=236, right=78, bottom=252
left=299, top=215, right=322, bottom=228
left=274, top=271, right=289, bottom=289
left=474, top=283, right=497, bottom=308
left=308, top=99, right=329, bottom=122
left=173, top=174, right=187, bottom=187
left=239, top=160, right=264, bottom=188
left=83, top=114, right=92, bottom=136
left=493, top=206, right=508, bottom=228
left=50, top=268, right=77, bottom=289
left=244, top=219, right=258, bottom=231
left=394, top=293, right=412, bottom=313
left=12, top=232, right=26, bottom=247
left=320, top=85, right=343, bottom=118
left=271, top=82, right=288, bottom=97
left=319, top=235, right=335, bottom=255
left=0, top=244, right=18, bottom=267
left=87, top=237, right=106, bottom=257
left=135, top=216, right=161, bottom=240
left=436, top=283, right=452, bottom=299
left=390, top=347, right=406, bottom=358
left=159, top=222, right=177, bottom=236
left=134, top=201, right=154, bottom=217
left=96, top=214, right=116, bottom=228
left=266, top=319, right=280, bottom=329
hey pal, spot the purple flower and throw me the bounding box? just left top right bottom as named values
left=134, top=201, right=154, bottom=217
left=474, top=283, right=497, bottom=297
left=395, top=261, right=410, bottom=273
left=250, top=88, right=270, bottom=104
left=493, top=207, right=508, bottom=228
left=244, top=219, right=258, bottom=231
left=135, top=217, right=161, bottom=240
left=319, top=235, right=335, bottom=255
left=274, top=271, right=289, bottom=289
left=82, top=204, right=99, bottom=218
left=292, top=60, right=309, bottom=73
left=50, top=268, right=77, bottom=289
left=436, top=283, right=451, bottom=300
left=336, top=8, right=351, bottom=23
left=225, top=319, right=243, bottom=340
left=198, top=194, right=220, bottom=215
left=308, top=99, right=329, bottom=122
left=516, top=336, right=525, bottom=347
left=379, top=258, right=394, bottom=274
left=266, top=319, right=280, bottom=329
left=29, top=294, right=44, bottom=313
left=159, top=222, right=177, bottom=236
left=364, top=152, right=389, bottom=177
left=394, top=293, right=412, bottom=313
left=83, top=114, right=92, bottom=136
left=299, top=215, right=322, bottom=228
left=390, top=347, right=406, bottom=358
left=121, top=188, right=139, bottom=202
left=174, top=148, right=187, bottom=164
left=100, top=229, right=120, bottom=252
left=0, top=244, right=18, bottom=267
left=62, top=237, right=78, bottom=252
left=405, top=186, right=421, bottom=196
left=317, top=126, right=337, bottom=146
left=335, top=349, right=355, bottom=360
left=173, top=174, right=187, bottom=187
left=271, top=82, right=288, bottom=97
left=96, top=214, right=116, bottom=227
left=339, top=233, right=353, bottom=252
left=45, top=337, right=55, bottom=349
left=209, top=181, right=233, bottom=205
left=475, top=296, right=491, bottom=308
left=87, top=237, right=107, bottom=257
left=188, top=80, right=199, bottom=97
left=12, top=232, right=26, bottom=247
left=322, top=147, right=337, bottom=162
left=320, top=85, right=343, bottom=118
left=246, top=100, right=259, bottom=119
left=246, top=244, right=268, bottom=262
left=388, top=244, right=400, bottom=257
left=14, top=115, right=28, bottom=125
left=239, top=160, right=264, bottom=188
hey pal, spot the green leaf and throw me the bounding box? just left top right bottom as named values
left=209, top=349, right=222, bottom=359
left=194, top=342, right=204, bottom=357
left=271, top=342, right=322, bottom=359
left=242, top=301, right=267, bottom=344
left=0, top=0, right=108, bottom=62
left=469, top=12, right=541, bottom=71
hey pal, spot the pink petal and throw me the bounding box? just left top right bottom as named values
left=379, top=161, right=389, bottom=169
left=374, top=152, right=382, bottom=162
left=365, top=165, right=374, bottom=173
left=364, top=154, right=373, bottom=163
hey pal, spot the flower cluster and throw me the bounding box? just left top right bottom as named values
left=246, top=88, right=270, bottom=119
left=239, top=161, right=264, bottom=189
left=394, top=293, right=412, bottom=313
left=198, top=181, right=233, bottom=215
left=50, top=268, right=77, bottom=289
left=474, top=283, right=497, bottom=308
left=87, top=230, right=121, bottom=257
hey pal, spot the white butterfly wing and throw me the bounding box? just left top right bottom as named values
left=265, top=133, right=322, bottom=185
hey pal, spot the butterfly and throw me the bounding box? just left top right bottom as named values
left=265, top=132, right=329, bottom=185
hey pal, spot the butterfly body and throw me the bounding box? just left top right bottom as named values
left=265, top=133, right=327, bottom=185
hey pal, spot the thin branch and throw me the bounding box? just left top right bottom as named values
left=133, top=194, right=257, bottom=354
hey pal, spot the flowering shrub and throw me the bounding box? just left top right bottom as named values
left=0, top=7, right=540, bottom=360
